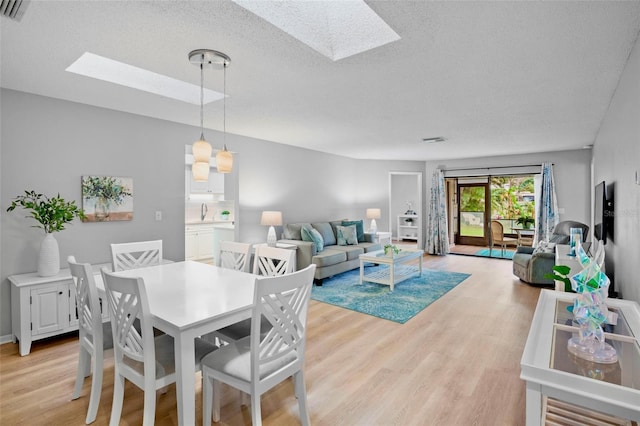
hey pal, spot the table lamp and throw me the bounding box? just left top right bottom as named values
left=261, top=211, right=282, bottom=247
left=366, top=208, right=381, bottom=234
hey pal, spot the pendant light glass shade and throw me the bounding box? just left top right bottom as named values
left=192, top=161, right=210, bottom=182
left=193, top=136, right=212, bottom=163
left=216, top=146, right=233, bottom=174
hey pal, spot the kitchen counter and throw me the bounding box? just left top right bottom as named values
left=185, top=220, right=233, bottom=226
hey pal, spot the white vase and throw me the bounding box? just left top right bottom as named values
left=38, top=233, right=60, bottom=277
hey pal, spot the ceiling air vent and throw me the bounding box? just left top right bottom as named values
left=1, top=0, right=29, bottom=21
left=421, top=137, right=446, bottom=144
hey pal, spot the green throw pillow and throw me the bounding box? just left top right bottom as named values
left=342, top=220, right=365, bottom=242
left=301, top=226, right=324, bottom=252
left=336, top=225, right=358, bottom=246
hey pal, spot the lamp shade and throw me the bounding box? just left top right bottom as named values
left=216, top=148, right=233, bottom=174
left=260, top=211, right=282, bottom=226
left=366, top=208, right=381, bottom=219
left=192, top=161, right=210, bottom=182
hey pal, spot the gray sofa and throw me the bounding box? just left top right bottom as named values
left=278, top=220, right=382, bottom=284
left=512, top=220, right=589, bottom=285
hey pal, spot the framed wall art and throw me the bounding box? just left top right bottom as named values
left=81, top=176, right=133, bottom=222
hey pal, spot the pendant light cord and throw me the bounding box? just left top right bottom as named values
left=223, top=62, right=227, bottom=150
left=199, top=59, right=205, bottom=140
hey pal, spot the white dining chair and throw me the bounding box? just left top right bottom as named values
left=110, top=240, right=162, bottom=272
left=253, top=245, right=295, bottom=277
left=202, top=264, right=316, bottom=426
left=216, top=241, right=252, bottom=273
left=68, top=256, right=112, bottom=424
left=101, top=269, right=217, bottom=426
left=214, top=245, right=295, bottom=345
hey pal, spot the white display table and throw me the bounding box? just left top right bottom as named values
left=521, top=290, right=640, bottom=424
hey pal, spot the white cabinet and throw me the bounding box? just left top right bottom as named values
left=185, top=224, right=215, bottom=261
left=397, top=214, right=419, bottom=241
left=9, top=264, right=109, bottom=356
left=185, top=166, right=224, bottom=196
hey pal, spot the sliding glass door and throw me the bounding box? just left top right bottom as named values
left=457, top=183, right=490, bottom=246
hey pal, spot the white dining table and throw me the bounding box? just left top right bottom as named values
left=96, top=260, right=256, bottom=426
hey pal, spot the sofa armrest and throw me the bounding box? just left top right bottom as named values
left=363, top=233, right=375, bottom=243
left=278, top=239, right=314, bottom=270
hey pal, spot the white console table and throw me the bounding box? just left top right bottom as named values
left=521, top=290, right=640, bottom=424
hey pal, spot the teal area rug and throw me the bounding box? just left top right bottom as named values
left=474, top=248, right=515, bottom=259
left=311, top=266, right=470, bottom=324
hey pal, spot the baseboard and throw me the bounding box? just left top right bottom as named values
left=0, top=334, right=14, bottom=345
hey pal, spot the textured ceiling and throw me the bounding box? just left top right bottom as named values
left=2, top=1, right=640, bottom=161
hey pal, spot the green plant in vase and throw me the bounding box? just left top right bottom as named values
left=384, top=244, right=400, bottom=256
left=220, top=210, right=230, bottom=220
left=516, top=215, right=535, bottom=229
left=82, top=176, right=131, bottom=221
left=7, top=190, right=85, bottom=276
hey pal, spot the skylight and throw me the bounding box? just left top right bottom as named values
left=66, top=52, right=224, bottom=105
left=232, top=0, right=400, bottom=61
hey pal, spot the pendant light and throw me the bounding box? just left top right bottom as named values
left=216, top=60, right=233, bottom=173
left=189, top=49, right=232, bottom=181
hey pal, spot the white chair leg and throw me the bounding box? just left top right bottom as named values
left=72, top=347, right=90, bottom=400
left=294, top=371, right=311, bottom=426
left=203, top=374, right=213, bottom=426
left=240, top=391, right=250, bottom=406
left=142, top=377, right=157, bottom=426
left=212, top=379, right=221, bottom=422
left=85, top=349, right=103, bottom=424
left=109, top=373, right=125, bottom=426
left=250, top=391, right=262, bottom=426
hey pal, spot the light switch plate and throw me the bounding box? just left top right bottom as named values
left=636, top=170, right=640, bottom=185
left=155, top=211, right=162, bottom=221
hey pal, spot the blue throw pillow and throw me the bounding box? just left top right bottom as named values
left=336, top=225, right=358, bottom=246
left=342, top=220, right=365, bottom=242
left=301, top=226, right=324, bottom=252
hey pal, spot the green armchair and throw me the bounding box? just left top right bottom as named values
left=512, top=221, right=589, bottom=285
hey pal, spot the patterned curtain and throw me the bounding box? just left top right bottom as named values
left=534, top=162, right=559, bottom=245
left=425, top=169, right=449, bottom=255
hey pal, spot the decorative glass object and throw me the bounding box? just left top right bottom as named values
left=567, top=242, right=618, bottom=364
left=569, top=227, right=583, bottom=256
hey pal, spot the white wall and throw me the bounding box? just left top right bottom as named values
left=592, top=33, right=640, bottom=304
left=0, top=89, right=423, bottom=337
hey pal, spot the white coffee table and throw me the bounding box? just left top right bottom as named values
left=359, top=249, right=424, bottom=291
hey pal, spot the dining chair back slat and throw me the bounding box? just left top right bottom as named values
left=253, top=246, right=295, bottom=277
left=216, top=241, right=252, bottom=273
left=111, top=240, right=162, bottom=272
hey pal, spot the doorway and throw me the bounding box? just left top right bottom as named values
left=457, top=182, right=490, bottom=246
left=388, top=172, right=423, bottom=249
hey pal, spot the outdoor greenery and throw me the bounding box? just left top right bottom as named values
left=458, top=175, right=535, bottom=237
left=82, top=176, right=131, bottom=205
left=490, top=176, right=534, bottom=220
left=6, top=190, right=85, bottom=234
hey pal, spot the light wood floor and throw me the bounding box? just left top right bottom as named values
left=0, top=254, right=541, bottom=425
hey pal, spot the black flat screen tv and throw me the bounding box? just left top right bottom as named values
left=594, top=181, right=612, bottom=244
